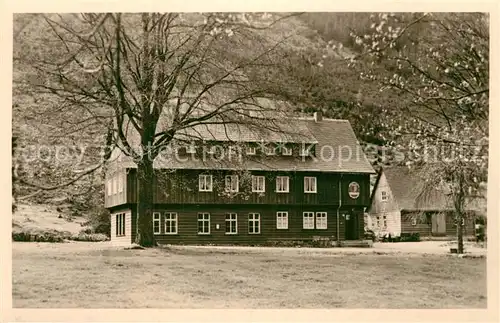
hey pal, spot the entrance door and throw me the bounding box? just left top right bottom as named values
left=431, top=213, right=446, bottom=236
left=344, top=212, right=358, bottom=240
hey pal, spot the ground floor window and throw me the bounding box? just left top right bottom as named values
left=164, top=212, right=178, bottom=234
left=276, top=211, right=288, bottom=229
left=226, top=213, right=238, bottom=234
left=303, top=212, right=315, bottom=229
left=248, top=213, right=261, bottom=234
left=153, top=212, right=161, bottom=234
left=198, top=213, right=210, bottom=234
left=316, top=212, right=327, bottom=229
left=303, top=212, right=327, bottom=229
left=116, top=213, right=126, bottom=236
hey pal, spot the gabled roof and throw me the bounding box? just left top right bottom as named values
left=375, top=166, right=486, bottom=213
left=175, top=119, right=318, bottom=144
left=384, top=166, right=452, bottom=211
left=112, top=114, right=376, bottom=174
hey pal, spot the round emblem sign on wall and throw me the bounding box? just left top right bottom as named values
left=348, top=182, right=360, bottom=199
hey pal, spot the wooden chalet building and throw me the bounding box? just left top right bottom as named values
left=104, top=112, right=376, bottom=246
left=367, top=166, right=486, bottom=238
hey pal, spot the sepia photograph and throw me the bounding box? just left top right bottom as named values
left=8, top=7, right=495, bottom=316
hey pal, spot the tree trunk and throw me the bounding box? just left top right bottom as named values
left=457, top=212, right=464, bottom=254
left=455, top=170, right=465, bottom=254
left=135, top=158, right=155, bottom=247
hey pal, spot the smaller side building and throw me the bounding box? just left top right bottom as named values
left=367, top=166, right=485, bottom=238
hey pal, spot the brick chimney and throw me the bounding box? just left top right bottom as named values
left=314, top=111, right=323, bottom=122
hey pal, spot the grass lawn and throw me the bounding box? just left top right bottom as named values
left=12, top=242, right=486, bottom=308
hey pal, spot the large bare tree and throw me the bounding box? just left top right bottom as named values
left=14, top=12, right=301, bottom=246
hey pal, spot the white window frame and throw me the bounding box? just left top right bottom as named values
left=383, top=215, right=387, bottom=228
left=304, top=176, right=317, bottom=193
left=199, top=174, right=213, bottom=192
left=207, top=145, right=217, bottom=155
left=252, top=175, right=266, bottom=193
left=381, top=191, right=388, bottom=201
left=276, top=176, right=289, bottom=193
left=265, top=144, right=276, bottom=156
left=300, top=146, right=310, bottom=157
left=228, top=145, right=240, bottom=156
left=303, top=212, right=315, bottom=229
left=248, top=213, right=261, bottom=234
left=225, top=175, right=239, bottom=193
left=197, top=213, right=210, bottom=235
left=246, top=146, right=256, bottom=155
left=276, top=211, right=289, bottom=230
left=316, top=212, right=327, bottom=229
left=282, top=146, right=292, bottom=156
left=225, top=213, right=238, bottom=235
left=153, top=212, right=161, bottom=235
left=411, top=218, right=417, bottom=226
left=186, top=144, right=196, bottom=154
left=116, top=213, right=125, bottom=236
left=164, top=212, right=178, bottom=235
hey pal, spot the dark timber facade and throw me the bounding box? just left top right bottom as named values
left=105, top=112, right=376, bottom=246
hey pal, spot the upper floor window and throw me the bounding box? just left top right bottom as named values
left=228, top=145, right=239, bottom=156
left=300, top=144, right=316, bottom=157
left=207, top=145, right=217, bottom=155
left=252, top=175, right=265, bottom=193
left=304, top=177, right=317, bottom=193
left=300, top=145, right=311, bottom=156
left=276, top=176, right=289, bottom=193
left=265, top=144, right=276, bottom=156
left=381, top=191, right=388, bottom=201
left=225, top=175, right=239, bottom=193
left=186, top=144, right=196, bottom=154
left=282, top=146, right=292, bottom=156
left=199, top=174, right=213, bottom=192
left=246, top=146, right=256, bottom=155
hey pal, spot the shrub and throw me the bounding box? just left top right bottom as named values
left=364, top=230, right=376, bottom=242
left=69, top=233, right=109, bottom=242
left=12, top=227, right=109, bottom=243
left=400, top=232, right=421, bottom=242
left=83, top=207, right=110, bottom=236
left=12, top=230, right=65, bottom=243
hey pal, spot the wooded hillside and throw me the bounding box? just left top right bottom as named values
left=12, top=12, right=488, bottom=241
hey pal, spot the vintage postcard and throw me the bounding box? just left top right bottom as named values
left=3, top=0, right=499, bottom=322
